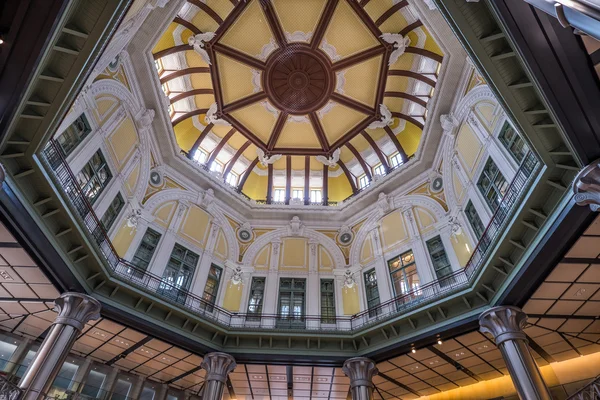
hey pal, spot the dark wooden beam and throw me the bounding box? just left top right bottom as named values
left=384, top=91, right=427, bottom=108
left=384, top=125, right=408, bottom=162
left=173, top=16, right=201, bottom=35
left=405, top=47, right=443, bottom=63
left=188, top=123, right=214, bottom=156
left=172, top=109, right=210, bottom=127
left=206, top=46, right=224, bottom=109
left=322, top=165, right=329, bottom=205
left=224, top=114, right=267, bottom=151
left=206, top=128, right=236, bottom=166
left=375, top=47, right=391, bottom=108
left=153, top=44, right=189, bottom=60
left=388, top=70, right=436, bottom=87
left=160, top=67, right=210, bottom=84
left=213, top=0, right=250, bottom=42
left=188, top=0, right=223, bottom=25
left=285, top=155, right=292, bottom=205
left=331, top=93, right=375, bottom=115
left=311, top=0, right=339, bottom=49
left=223, top=140, right=251, bottom=178
left=213, top=43, right=266, bottom=70
left=267, top=112, right=288, bottom=150
left=391, top=112, right=425, bottom=130
left=361, top=131, right=389, bottom=172
left=169, top=89, right=214, bottom=104
left=267, top=164, right=274, bottom=204
left=304, top=156, right=310, bottom=205
left=375, top=1, right=408, bottom=27
left=260, top=0, right=287, bottom=48
left=346, top=143, right=372, bottom=181
left=337, top=160, right=357, bottom=193
left=308, top=112, right=330, bottom=152
left=332, top=46, right=386, bottom=71
left=359, top=0, right=371, bottom=6
left=271, top=148, right=328, bottom=156
left=399, top=20, right=423, bottom=37
left=330, top=116, right=377, bottom=150
left=346, top=0, right=385, bottom=44
left=222, top=91, right=268, bottom=113
left=238, top=157, right=259, bottom=191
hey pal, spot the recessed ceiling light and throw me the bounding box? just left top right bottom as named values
left=437, top=339, right=443, bottom=345
left=411, top=348, right=416, bottom=354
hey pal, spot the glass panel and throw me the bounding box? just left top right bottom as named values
left=477, top=158, right=507, bottom=211
left=57, top=114, right=92, bottom=156
left=247, top=277, right=265, bottom=318
left=388, top=250, right=420, bottom=304
left=465, top=201, right=485, bottom=239
left=131, top=229, right=162, bottom=273
left=110, top=378, right=132, bottom=400
left=499, top=122, right=528, bottom=163
left=201, top=265, right=222, bottom=312
left=277, top=278, right=306, bottom=328
left=159, top=244, right=199, bottom=304
left=101, top=193, right=125, bottom=231
left=0, top=339, right=18, bottom=370
left=426, top=236, right=454, bottom=287
left=81, top=369, right=107, bottom=398
left=76, top=150, right=112, bottom=205
left=320, top=279, right=335, bottom=323
left=363, top=269, right=380, bottom=317
left=310, top=190, right=322, bottom=203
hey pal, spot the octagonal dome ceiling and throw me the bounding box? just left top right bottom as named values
left=152, top=0, right=443, bottom=204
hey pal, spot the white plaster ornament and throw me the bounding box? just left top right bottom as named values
left=380, top=33, right=411, bottom=66
left=368, top=104, right=394, bottom=129
left=315, top=148, right=341, bottom=167
left=188, top=32, right=216, bottom=65
left=205, top=103, right=231, bottom=126
left=256, top=148, right=282, bottom=167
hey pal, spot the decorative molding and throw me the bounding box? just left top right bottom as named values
left=573, top=159, right=600, bottom=211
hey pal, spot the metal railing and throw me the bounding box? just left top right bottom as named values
left=41, top=140, right=539, bottom=333
left=568, top=376, right=600, bottom=400
left=0, top=374, right=21, bottom=400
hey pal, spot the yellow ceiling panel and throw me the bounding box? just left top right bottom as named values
left=363, top=0, right=394, bottom=23
left=212, top=124, right=234, bottom=138
left=205, top=0, right=234, bottom=21
left=389, top=52, right=415, bottom=71
left=421, top=27, right=444, bottom=56
left=321, top=103, right=367, bottom=145
left=322, top=1, right=380, bottom=59
left=216, top=54, right=257, bottom=105
left=397, top=121, right=423, bottom=156
left=271, top=0, right=326, bottom=38
left=153, top=23, right=177, bottom=54
left=194, top=94, right=217, bottom=110
left=272, top=157, right=286, bottom=170
left=221, top=0, right=276, bottom=58
left=173, top=118, right=200, bottom=153
left=290, top=156, right=305, bottom=170
left=230, top=102, right=278, bottom=144
left=242, top=143, right=258, bottom=161
left=379, top=11, right=408, bottom=35
left=339, top=55, right=382, bottom=107
left=309, top=156, right=322, bottom=171
left=385, top=75, right=410, bottom=93
left=383, top=97, right=406, bottom=114
left=365, top=127, right=386, bottom=141
left=190, top=73, right=213, bottom=91
left=339, top=146, right=353, bottom=164
left=349, top=135, right=369, bottom=153
left=227, top=132, right=248, bottom=151
left=185, top=50, right=210, bottom=69
left=276, top=119, right=321, bottom=149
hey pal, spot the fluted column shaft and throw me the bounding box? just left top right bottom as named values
left=19, top=293, right=101, bottom=400
left=479, top=306, right=551, bottom=400
left=342, top=357, right=378, bottom=400
left=200, top=352, right=236, bottom=400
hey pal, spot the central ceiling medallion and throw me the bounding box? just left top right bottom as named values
left=263, top=44, right=335, bottom=115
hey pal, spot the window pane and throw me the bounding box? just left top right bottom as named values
left=101, top=193, right=125, bottom=231
left=131, top=229, right=162, bottom=272
left=320, top=279, right=335, bottom=323
left=477, top=158, right=507, bottom=212
left=278, top=278, right=306, bottom=328
left=426, top=236, right=453, bottom=286
left=465, top=201, right=485, bottom=239
left=76, top=150, right=112, bottom=205
left=499, top=122, right=528, bottom=162
left=159, top=244, right=199, bottom=304
left=57, top=114, right=92, bottom=156
left=247, top=277, right=265, bottom=316
left=363, top=269, right=380, bottom=317
left=201, top=264, right=222, bottom=311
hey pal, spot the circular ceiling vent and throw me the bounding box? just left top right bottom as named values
left=338, top=231, right=354, bottom=246
left=237, top=227, right=253, bottom=243
left=430, top=176, right=443, bottom=193
left=149, top=170, right=164, bottom=187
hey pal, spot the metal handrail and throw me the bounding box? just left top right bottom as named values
left=41, top=140, right=539, bottom=333
left=567, top=375, right=600, bottom=400
left=0, top=374, right=22, bottom=400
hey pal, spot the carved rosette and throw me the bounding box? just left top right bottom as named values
left=342, top=357, right=378, bottom=389
left=201, top=352, right=237, bottom=383
left=573, top=159, right=600, bottom=211
left=479, top=306, right=528, bottom=346
left=54, top=292, right=101, bottom=331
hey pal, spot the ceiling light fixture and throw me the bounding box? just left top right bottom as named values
left=411, top=348, right=416, bottom=354
left=437, top=339, right=443, bottom=345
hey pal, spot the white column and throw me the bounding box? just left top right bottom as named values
left=402, top=209, right=435, bottom=284
left=439, top=226, right=462, bottom=272
left=261, top=240, right=281, bottom=328
left=306, top=240, right=320, bottom=329
left=147, top=202, right=189, bottom=276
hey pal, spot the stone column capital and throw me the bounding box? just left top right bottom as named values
left=342, top=357, right=378, bottom=389
left=54, top=292, right=101, bottom=331
left=201, top=352, right=236, bottom=383
left=479, top=306, right=527, bottom=346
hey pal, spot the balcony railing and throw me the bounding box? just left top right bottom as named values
left=41, top=140, right=539, bottom=333
left=567, top=375, right=600, bottom=400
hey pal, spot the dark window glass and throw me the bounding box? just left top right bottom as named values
left=388, top=250, right=420, bottom=298
left=247, top=277, right=265, bottom=318
left=131, top=229, right=161, bottom=272
left=159, top=244, right=199, bottom=304
left=76, top=150, right=112, bottom=205
left=320, top=279, right=336, bottom=323
left=364, top=269, right=380, bottom=317
left=426, top=236, right=453, bottom=286
left=101, top=193, right=125, bottom=231
left=498, top=122, right=528, bottom=163
left=465, top=200, right=485, bottom=239
left=477, top=158, right=508, bottom=211
left=201, top=264, right=222, bottom=311
left=57, top=114, right=92, bottom=156
left=277, top=278, right=306, bottom=328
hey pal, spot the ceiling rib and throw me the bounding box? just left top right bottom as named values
left=308, top=112, right=330, bottom=152
left=260, top=0, right=287, bottom=48
left=223, top=140, right=251, bottom=178
left=225, top=114, right=268, bottom=150
left=346, top=143, right=372, bottom=181
left=206, top=46, right=225, bottom=109
left=188, top=0, right=223, bottom=25
left=375, top=1, right=408, bottom=27
left=222, top=91, right=268, bottom=114
left=405, top=47, right=444, bottom=63
left=346, top=0, right=385, bottom=45
left=212, top=0, right=250, bottom=43
left=206, top=128, right=236, bottom=166
left=238, top=157, right=259, bottom=190
left=169, top=89, right=215, bottom=104
left=311, top=0, right=339, bottom=50
left=153, top=44, right=189, bottom=60
left=271, top=148, right=327, bottom=156
left=399, top=20, right=424, bottom=36
left=172, top=109, right=210, bottom=127
left=267, top=112, right=289, bottom=150
left=173, top=16, right=201, bottom=35
left=213, top=43, right=266, bottom=70
left=384, top=126, right=408, bottom=162
left=361, top=131, right=389, bottom=171
left=384, top=91, right=428, bottom=107
left=331, top=93, right=374, bottom=115
left=329, top=115, right=377, bottom=150
left=188, top=122, right=214, bottom=156
left=391, top=112, right=424, bottom=130
left=332, top=46, right=385, bottom=71
left=160, top=67, right=210, bottom=84
left=388, top=70, right=436, bottom=87
left=337, top=160, right=357, bottom=193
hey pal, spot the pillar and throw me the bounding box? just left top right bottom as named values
left=479, top=306, right=552, bottom=400
left=18, top=293, right=101, bottom=400
left=200, top=353, right=236, bottom=400
left=342, top=357, right=378, bottom=400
